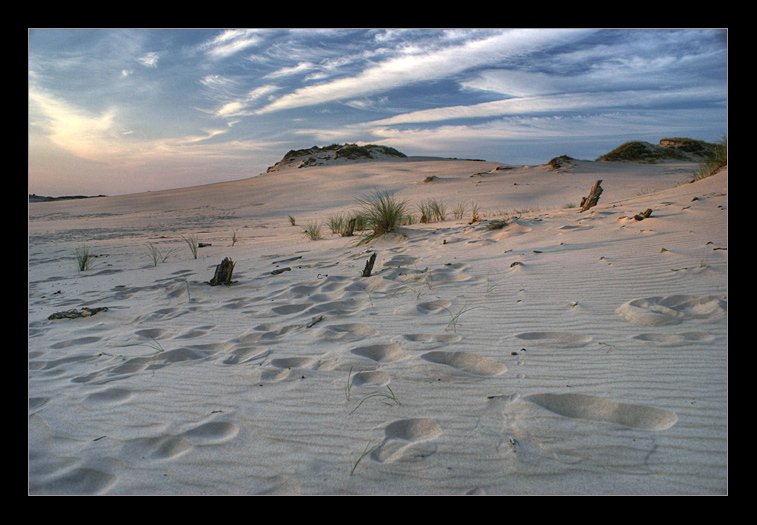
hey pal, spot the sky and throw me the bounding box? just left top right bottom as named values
left=28, top=28, right=728, bottom=196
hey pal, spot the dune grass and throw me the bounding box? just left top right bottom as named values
left=181, top=234, right=199, bottom=259
left=146, top=243, right=175, bottom=266
left=326, top=213, right=346, bottom=234
left=688, top=134, right=727, bottom=181
left=304, top=221, right=323, bottom=240
left=355, top=189, right=409, bottom=245
left=418, top=198, right=447, bottom=223
left=74, top=245, right=95, bottom=272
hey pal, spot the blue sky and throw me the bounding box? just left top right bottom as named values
left=28, top=28, right=728, bottom=196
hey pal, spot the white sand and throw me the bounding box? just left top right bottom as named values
left=28, top=157, right=727, bottom=495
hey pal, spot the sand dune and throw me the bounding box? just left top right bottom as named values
left=28, top=156, right=727, bottom=494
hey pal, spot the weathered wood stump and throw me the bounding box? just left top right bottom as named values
left=48, top=306, right=108, bottom=320
left=580, top=180, right=603, bottom=212
left=209, top=257, right=235, bottom=286
left=361, top=253, right=376, bottom=277
left=342, top=218, right=356, bottom=237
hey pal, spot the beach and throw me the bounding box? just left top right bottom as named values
left=28, top=155, right=727, bottom=495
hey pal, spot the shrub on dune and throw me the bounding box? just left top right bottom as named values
left=355, top=189, right=409, bottom=245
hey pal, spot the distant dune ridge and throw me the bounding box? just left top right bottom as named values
left=265, top=143, right=408, bottom=173
left=28, top=136, right=726, bottom=495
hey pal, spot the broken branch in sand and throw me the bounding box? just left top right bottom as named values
left=48, top=306, right=109, bottom=320
left=361, top=252, right=377, bottom=277
left=580, top=180, right=603, bottom=212
left=209, top=257, right=235, bottom=286
left=633, top=208, right=653, bottom=220
left=306, top=314, right=324, bottom=328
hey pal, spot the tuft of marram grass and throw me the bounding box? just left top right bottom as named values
left=355, top=189, right=409, bottom=245
left=304, top=220, right=323, bottom=240
left=74, top=245, right=95, bottom=272
left=688, top=134, right=727, bottom=182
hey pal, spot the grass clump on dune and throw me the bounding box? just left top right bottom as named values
left=74, top=245, right=95, bottom=272
left=355, top=189, right=409, bottom=245
left=688, top=134, right=727, bottom=181
left=304, top=221, right=323, bottom=240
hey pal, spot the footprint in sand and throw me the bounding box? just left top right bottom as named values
left=350, top=370, right=391, bottom=387
left=515, top=331, right=593, bottom=347
left=616, top=294, right=727, bottom=326
left=421, top=350, right=507, bottom=376
left=312, top=323, right=379, bottom=342
left=394, top=299, right=451, bottom=316
left=83, top=387, right=134, bottom=406
left=71, top=345, right=215, bottom=384
left=371, top=418, right=443, bottom=464
left=428, top=263, right=475, bottom=284
left=221, top=346, right=270, bottom=365
left=383, top=254, right=421, bottom=267
left=398, top=333, right=462, bottom=348
left=351, top=342, right=409, bottom=363
left=29, top=466, right=118, bottom=495
left=271, top=302, right=313, bottom=315
left=49, top=336, right=102, bottom=349
left=127, top=420, right=239, bottom=462
left=269, top=356, right=330, bottom=370
left=174, top=325, right=215, bottom=339
left=306, top=298, right=370, bottom=316
left=181, top=420, right=239, bottom=445
left=148, top=435, right=196, bottom=460
left=632, top=331, right=715, bottom=345
left=524, top=393, right=678, bottom=431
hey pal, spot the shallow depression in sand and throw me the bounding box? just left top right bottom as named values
left=632, top=331, right=715, bottom=345
left=313, top=323, right=379, bottom=342
left=351, top=342, right=409, bottom=362
left=351, top=370, right=391, bottom=387
left=422, top=350, right=507, bottom=376
left=515, top=331, right=592, bottom=346
left=524, top=393, right=678, bottom=431
left=616, top=294, right=727, bottom=326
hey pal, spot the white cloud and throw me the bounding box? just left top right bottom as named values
left=264, top=61, right=316, bottom=79
left=215, top=84, right=279, bottom=118
left=254, top=29, right=592, bottom=115
left=201, top=29, right=263, bottom=59
left=360, top=86, right=726, bottom=127
left=138, top=52, right=160, bottom=68
left=29, top=87, right=125, bottom=162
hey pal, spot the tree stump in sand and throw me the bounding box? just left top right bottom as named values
left=342, top=218, right=356, bottom=237
left=580, top=180, right=603, bottom=212
left=209, top=257, right=235, bottom=286
left=361, top=253, right=376, bottom=277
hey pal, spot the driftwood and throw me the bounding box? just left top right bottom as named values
left=361, top=252, right=377, bottom=277
left=209, top=257, right=235, bottom=286
left=580, top=180, right=603, bottom=212
left=48, top=306, right=108, bottom=320
left=633, top=208, right=653, bottom=221
left=306, top=314, right=324, bottom=328
left=342, top=218, right=356, bottom=237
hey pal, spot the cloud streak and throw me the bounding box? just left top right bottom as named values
left=254, top=29, right=593, bottom=114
